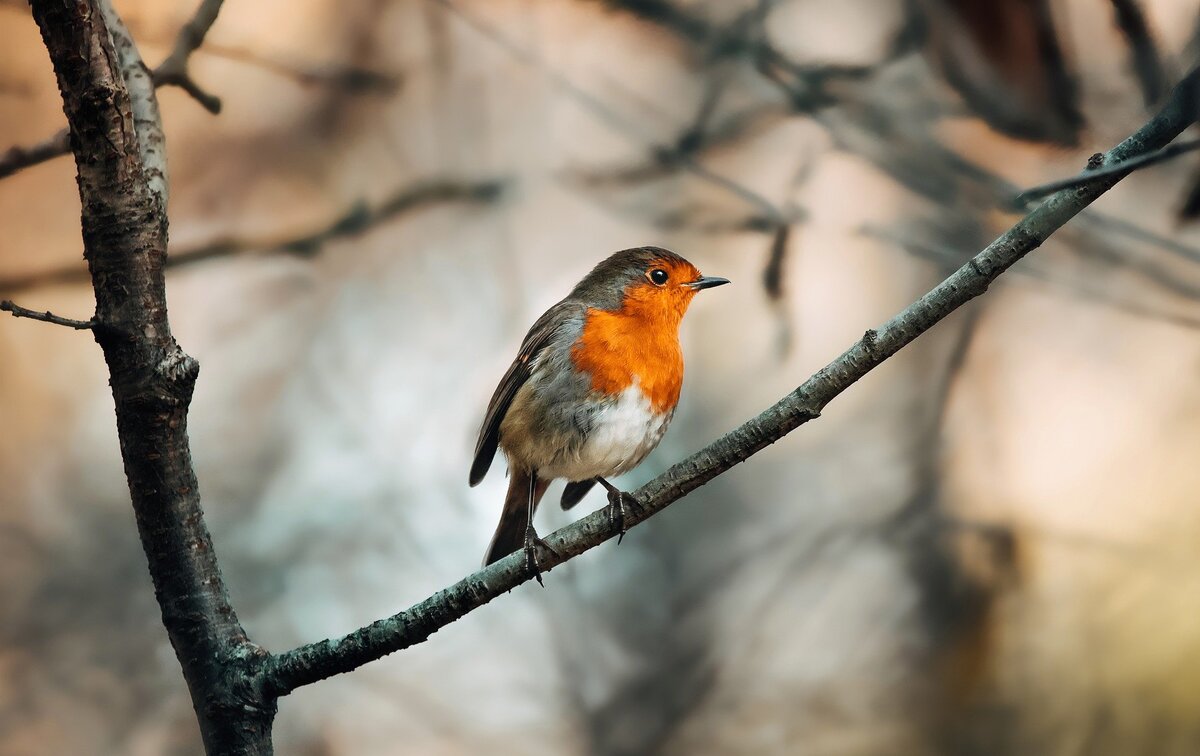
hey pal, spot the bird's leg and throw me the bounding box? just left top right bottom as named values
left=595, top=477, right=638, bottom=544
left=524, top=472, right=557, bottom=586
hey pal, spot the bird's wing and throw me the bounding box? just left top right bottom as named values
left=469, top=300, right=585, bottom=486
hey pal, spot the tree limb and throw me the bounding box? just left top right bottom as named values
left=259, top=64, right=1200, bottom=698
left=26, top=1, right=269, bottom=752
left=151, top=0, right=224, bottom=113
left=0, top=178, right=506, bottom=294
left=0, top=130, right=70, bottom=180
left=0, top=299, right=94, bottom=329
left=1015, top=139, right=1200, bottom=204
left=0, top=0, right=223, bottom=182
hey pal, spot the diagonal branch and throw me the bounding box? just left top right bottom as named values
left=260, top=65, right=1200, bottom=698
left=1015, top=139, right=1200, bottom=204
left=0, top=0, right=223, bottom=181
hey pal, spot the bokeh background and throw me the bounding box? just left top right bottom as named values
left=4, top=0, right=1200, bottom=753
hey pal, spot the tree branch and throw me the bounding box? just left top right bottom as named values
left=1109, top=0, right=1169, bottom=106
left=151, top=0, right=225, bottom=113
left=0, top=299, right=94, bottom=329
left=199, top=42, right=401, bottom=94
left=26, top=1, right=268, bottom=752
left=0, top=178, right=506, bottom=294
left=0, top=0, right=222, bottom=181
left=0, top=129, right=70, bottom=180
left=1015, top=139, right=1200, bottom=204
left=259, top=65, right=1200, bottom=697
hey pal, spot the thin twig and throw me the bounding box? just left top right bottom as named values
left=0, top=130, right=69, bottom=180
left=1015, top=139, right=1200, bottom=204
left=0, top=178, right=506, bottom=293
left=0, top=300, right=94, bottom=329
left=860, top=224, right=1200, bottom=331
left=433, top=0, right=790, bottom=225
left=152, top=0, right=225, bottom=114
left=0, top=0, right=223, bottom=180
left=258, top=65, right=1200, bottom=698
left=200, top=42, right=401, bottom=94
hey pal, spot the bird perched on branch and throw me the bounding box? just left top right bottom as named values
left=470, top=246, right=729, bottom=582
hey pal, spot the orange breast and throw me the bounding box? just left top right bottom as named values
left=571, top=305, right=684, bottom=414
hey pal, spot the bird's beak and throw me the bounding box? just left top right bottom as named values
left=685, top=275, right=730, bottom=291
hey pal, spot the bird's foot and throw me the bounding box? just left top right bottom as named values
left=596, top=478, right=638, bottom=545
left=523, top=524, right=558, bottom=587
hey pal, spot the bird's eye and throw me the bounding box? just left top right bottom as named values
left=648, top=269, right=669, bottom=286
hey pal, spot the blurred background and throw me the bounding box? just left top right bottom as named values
left=3, top=0, right=1200, bottom=753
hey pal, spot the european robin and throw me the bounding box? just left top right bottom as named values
left=470, top=246, right=729, bottom=582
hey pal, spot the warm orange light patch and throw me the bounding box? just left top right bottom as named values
left=571, top=257, right=702, bottom=413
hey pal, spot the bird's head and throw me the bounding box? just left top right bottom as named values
left=570, top=246, right=729, bottom=326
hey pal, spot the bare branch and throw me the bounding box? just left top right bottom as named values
left=1109, top=0, right=1170, bottom=106
left=0, top=129, right=69, bottom=180
left=0, top=178, right=506, bottom=294
left=0, top=299, right=94, bottom=329
left=152, top=0, right=225, bottom=113
left=1, top=0, right=223, bottom=182
left=259, top=65, right=1200, bottom=697
left=860, top=225, right=1200, bottom=331
left=434, top=0, right=791, bottom=225
left=200, top=42, right=401, bottom=94
left=1015, top=139, right=1200, bottom=204
left=27, top=1, right=266, bottom=751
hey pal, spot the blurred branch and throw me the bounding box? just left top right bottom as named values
left=0, top=131, right=70, bottom=180
left=0, top=178, right=506, bottom=293
left=1015, top=140, right=1200, bottom=204
left=259, top=66, right=1200, bottom=697
left=151, top=0, right=225, bottom=113
left=433, top=0, right=792, bottom=225
left=200, top=42, right=401, bottom=94
left=0, top=0, right=223, bottom=181
left=861, top=224, right=1200, bottom=330
left=0, top=300, right=94, bottom=329
left=592, top=0, right=880, bottom=110
left=1109, top=0, right=1169, bottom=106
left=170, top=178, right=506, bottom=264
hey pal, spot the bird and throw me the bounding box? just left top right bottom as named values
left=469, top=246, right=729, bottom=582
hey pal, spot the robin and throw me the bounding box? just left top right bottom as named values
left=470, top=246, right=729, bottom=582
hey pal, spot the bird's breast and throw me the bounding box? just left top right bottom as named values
left=570, top=307, right=684, bottom=413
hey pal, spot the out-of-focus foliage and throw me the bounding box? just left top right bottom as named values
left=3, top=0, right=1200, bottom=754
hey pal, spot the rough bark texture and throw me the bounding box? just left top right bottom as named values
left=27, top=2, right=272, bottom=753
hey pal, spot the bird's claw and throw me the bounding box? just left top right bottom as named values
left=605, top=489, right=637, bottom=545
left=523, top=525, right=558, bottom=587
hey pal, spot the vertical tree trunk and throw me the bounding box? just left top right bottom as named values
left=27, top=2, right=276, bottom=752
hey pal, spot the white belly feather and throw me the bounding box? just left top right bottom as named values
left=554, top=382, right=670, bottom=480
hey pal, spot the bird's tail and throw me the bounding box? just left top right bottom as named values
left=482, top=469, right=549, bottom=567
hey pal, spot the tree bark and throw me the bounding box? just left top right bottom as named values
left=27, top=2, right=273, bottom=753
